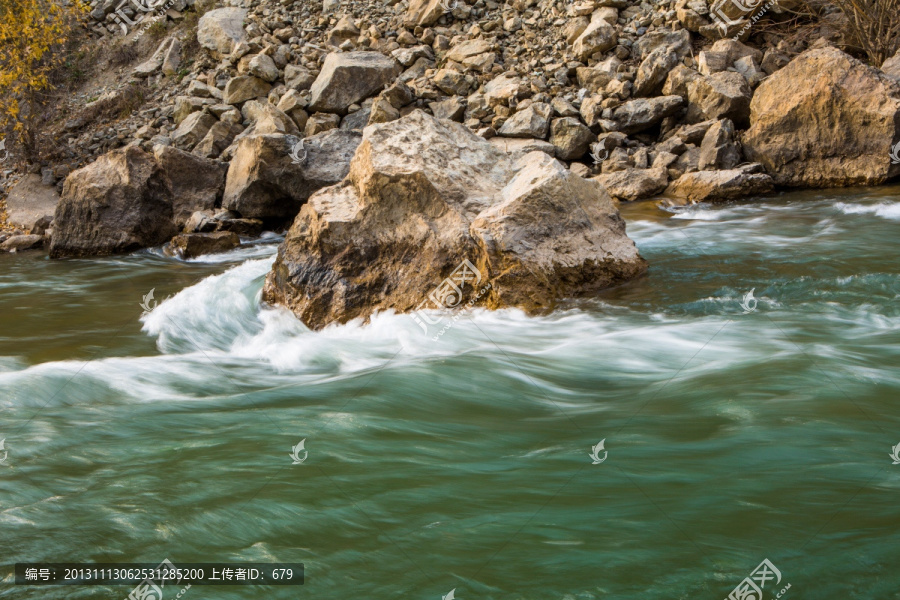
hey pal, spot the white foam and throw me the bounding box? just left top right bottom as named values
left=835, top=202, right=900, bottom=220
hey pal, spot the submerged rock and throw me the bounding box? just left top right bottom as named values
left=262, top=111, right=646, bottom=329
left=167, top=231, right=241, bottom=259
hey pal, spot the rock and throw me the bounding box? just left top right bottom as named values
left=241, top=101, right=301, bottom=136
left=697, top=50, right=729, bottom=76
left=489, top=137, right=558, bottom=157
left=733, top=55, right=766, bottom=88
left=662, top=64, right=701, bottom=98
left=223, top=76, right=272, bottom=105
left=698, top=119, right=741, bottom=171
left=306, top=112, right=342, bottom=135
left=276, top=90, right=310, bottom=130
left=193, top=121, right=244, bottom=159
left=880, top=49, right=900, bottom=81
left=285, top=65, right=316, bottom=91
left=327, top=15, right=359, bottom=47
left=498, top=103, right=552, bottom=139
left=174, top=96, right=205, bottom=124
left=222, top=130, right=362, bottom=220
left=0, top=234, right=43, bottom=253
left=161, top=38, right=182, bottom=76
left=215, top=217, right=264, bottom=236
left=248, top=53, right=279, bottom=82
left=594, top=167, right=668, bottom=201
left=549, top=117, right=596, bottom=160
left=261, top=111, right=646, bottom=329
left=633, top=29, right=691, bottom=60
left=382, top=81, right=415, bottom=109
left=171, top=111, right=217, bottom=151
left=184, top=210, right=217, bottom=233
left=5, top=174, right=59, bottom=232
left=167, top=231, right=240, bottom=259
left=153, top=146, right=227, bottom=227
left=445, top=39, right=496, bottom=72
left=197, top=7, right=248, bottom=55
left=341, top=106, right=372, bottom=131
left=429, top=97, right=466, bottom=122
left=743, top=47, right=900, bottom=187
left=761, top=48, right=790, bottom=75
left=686, top=72, right=752, bottom=127
left=572, top=14, right=617, bottom=62
left=576, top=56, right=621, bottom=93
left=710, top=39, right=763, bottom=66
left=663, top=164, right=774, bottom=204
left=434, top=68, right=473, bottom=96
left=134, top=37, right=176, bottom=78
left=51, top=147, right=177, bottom=258
left=483, top=73, right=524, bottom=107
left=610, top=96, right=684, bottom=134
left=404, top=0, right=444, bottom=27
left=633, top=46, right=681, bottom=97
left=309, top=52, right=401, bottom=114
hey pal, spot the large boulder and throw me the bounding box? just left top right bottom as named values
left=743, top=47, right=900, bottom=187
left=197, top=7, right=248, bottom=55
left=51, top=147, right=177, bottom=258
left=262, top=111, right=647, bottom=329
left=309, top=52, right=401, bottom=114
left=222, top=129, right=362, bottom=221
left=153, top=146, right=227, bottom=227
left=686, top=72, right=752, bottom=126
left=608, top=96, right=684, bottom=134
left=594, top=167, right=669, bottom=201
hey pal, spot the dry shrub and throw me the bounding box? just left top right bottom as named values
left=828, top=0, right=900, bottom=66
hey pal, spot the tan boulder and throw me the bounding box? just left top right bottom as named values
left=262, top=111, right=646, bottom=329
left=743, top=47, right=900, bottom=187
left=662, top=164, right=774, bottom=204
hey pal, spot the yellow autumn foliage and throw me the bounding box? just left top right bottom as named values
left=0, top=0, right=86, bottom=156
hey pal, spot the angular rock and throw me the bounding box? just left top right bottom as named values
left=663, top=164, right=774, bottom=204
left=223, top=76, right=272, bottom=105
left=168, top=231, right=240, bottom=259
left=686, top=72, right=752, bottom=127
left=498, top=103, right=552, bottom=139
left=306, top=112, right=342, bottom=136
left=634, top=47, right=681, bottom=97
left=489, top=137, right=558, bottom=157
left=261, top=111, right=646, bottom=329
left=309, top=52, right=401, bottom=114
left=248, top=53, right=279, bottom=82
left=549, top=117, right=596, bottom=160
left=285, top=65, right=316, bottom=91
left=880, top=49, right=900, bottom=81
left=51, top=147, right=177, bottom=258
left=172, top=111, right=217, bottom=151
left=197, top=7, right=247, bottom=55
left=404, top=0, right=444, bottom=27
left=744, top=47, right=900, bottom=187
left=610, top=96, right=684, bottom=134
left=193, top=121, right=244, bottom=159
left=429, top=97, right=466, bottom=122
left=594, top=167, right=668, bottom=201
left=698, top=119, right=741, bottom=171
left=241, top=101, right=301, bottom=136
left=222, top=130, right=362, bottom=220
left=483, top=73, right=524, bottom=107
left=153, top=146, right=227, bottom=226
left=572, top=15, right=617, bottom=62
left=662, top=64, right=701, bottom=98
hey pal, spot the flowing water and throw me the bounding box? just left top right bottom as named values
left=1, top=186, right=899, bottom=599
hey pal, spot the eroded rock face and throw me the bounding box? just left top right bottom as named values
left=222, top=129, right=362, bottom=220
left=743, top=47, right=900, bottom=187
left=153, top=146, right=227, bottom=227
left=51, top=147, right=177, bottom=258
left=262, top=111, right=646, bottom=329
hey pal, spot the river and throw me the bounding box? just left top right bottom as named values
left=1, top=186, right=899, bottom=599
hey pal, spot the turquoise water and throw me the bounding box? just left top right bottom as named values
left=1, top=186, right=899, bottom=599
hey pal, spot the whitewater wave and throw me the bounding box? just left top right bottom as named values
left=834, top=201, right=900, bottom=220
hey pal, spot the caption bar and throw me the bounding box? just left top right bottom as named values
left=15, top=563, right=304, bottom=585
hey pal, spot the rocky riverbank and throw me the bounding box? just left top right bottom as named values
left=1, top=0, right=898, bottom=326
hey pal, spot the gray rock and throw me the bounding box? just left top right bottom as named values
left=429, top=97, right=466, bottom=122
left=197, top=7, right=248, bottom=55
left=633, top=46, right=681, bottom=98
left=663, top=164, right=774, bottom=204
left=499, top=103, right=552, bottom=139
left=0, top=234, right=43, bottom=252
left=222, top=130, right=362, bottom=220
left=698, top=119, right=741, bottom=171
left=309, top=52, right=401, bottom=114
left=687, top=72, right=752, bottom=127
left=610, top=96, right=684, bottom=134
left=153, top=145, right=227, bottom=226
left=285, top=65, right=316, bottom=91
left=248, top=53, right=279, bottom=83
left=172, top=112, right=217, bottom=151
left=549, top=117, right=596, bottom=160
